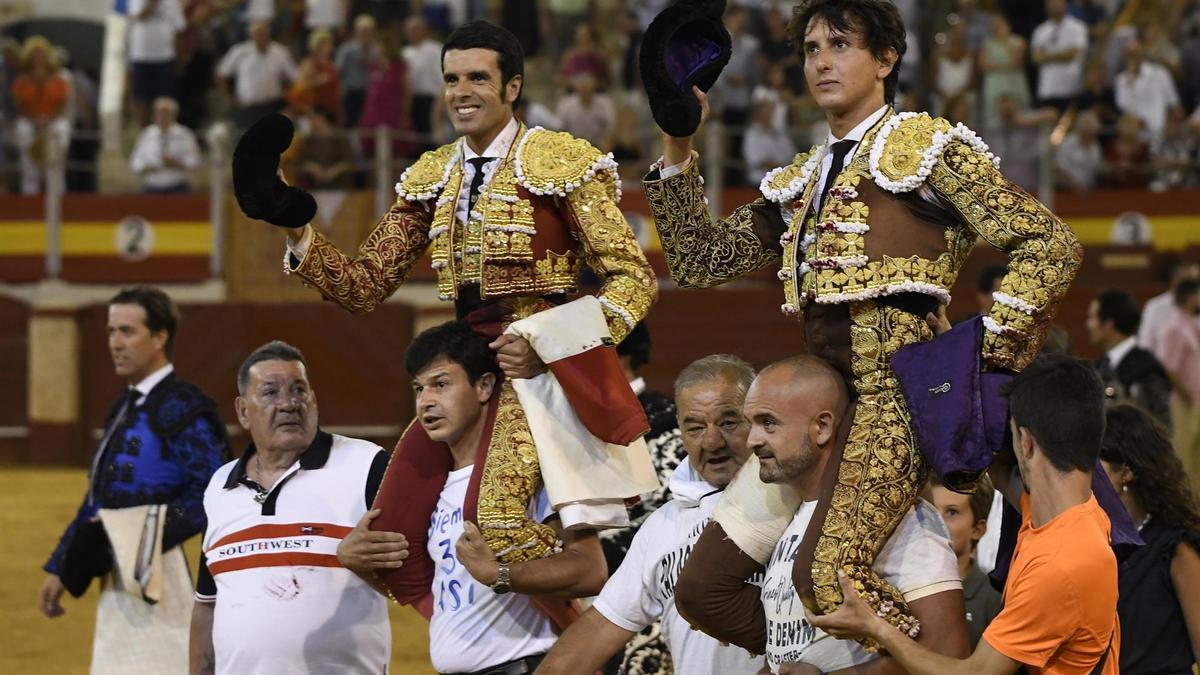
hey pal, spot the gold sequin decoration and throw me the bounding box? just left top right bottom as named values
left=477, top=381, right=561, bottom=563
left=929, top=142, right=1082, bottom=370
left=568, top=171, right=658, bottom=342
left=646, top=155, right=782, bottom=289
left=806, top=301, right=931, bottom=652
left=517, top=128, right=608, bottom=194
left=292, top=200, right=433, bottom=313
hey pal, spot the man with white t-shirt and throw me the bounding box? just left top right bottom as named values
left=674, top=356, right=969, bottom=673
left=538, top=355, right=765, bottom=675
left=1030, top=0, right=1089, bottom=110
left=1114, top=37, right=1181, bottom=142
left=126, top=0, right=185, bottom=126
left=216, top=20, right=298, bottom=130
left=338, top=321, right=608, bottom=675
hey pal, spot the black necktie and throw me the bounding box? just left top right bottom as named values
left=466, top=157, right=493, bottom=215
left=88, top=387, right=140, bottom=504
left=818, top=140, right=856, bottom=212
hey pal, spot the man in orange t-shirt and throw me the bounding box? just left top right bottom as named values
left=807, top=354, right=1119, bottom=675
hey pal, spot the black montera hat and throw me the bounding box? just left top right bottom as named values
left=639, top=0, right=732, bottom=138
left=232, top=114, right=317, bottom=229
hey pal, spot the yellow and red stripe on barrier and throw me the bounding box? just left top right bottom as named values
left=0, top=194, right=212, bottom=283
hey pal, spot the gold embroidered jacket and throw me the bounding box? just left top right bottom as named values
left=644, top=110, right=1081, bottom=370
left=287, top=126, right=656, bottom=341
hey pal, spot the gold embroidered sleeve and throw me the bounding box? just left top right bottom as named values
left=288, top=198, right=433, bottom=314
left=929, top=141, right=1083, bottom=370
left=565, top=171, right=658, bottom=342
left=643, top=154, right=784, bottom=289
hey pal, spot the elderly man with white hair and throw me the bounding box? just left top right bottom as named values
left=129, top=97, right=201, bottom=193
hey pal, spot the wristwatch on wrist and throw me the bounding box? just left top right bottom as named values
left=490, top=563, right=511, bottom=595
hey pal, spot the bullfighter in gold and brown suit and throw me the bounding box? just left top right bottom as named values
left=641, top=0, right=1079, bottom=653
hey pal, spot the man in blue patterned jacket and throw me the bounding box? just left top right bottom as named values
left=38, top=286, right=229, bottom=673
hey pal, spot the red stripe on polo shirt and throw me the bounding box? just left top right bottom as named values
left=209, top=522, right=352, bottom=550
left=207, top=551, right=344, bottom=576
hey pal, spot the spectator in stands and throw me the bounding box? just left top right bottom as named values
left=956, top=0, right=992, bottom=52
left=933, top=23, right=974, bottom=114
left=743, top=95, right=795, bottom=179
left=129, top=96, right=202, bottom=193
left=1054, top=108, right=1104, bottom=191
left=555, top=73, right=615, bottom=149
left=127, top=0, right=186, bottom=128
left=11, top=35, right=71, bottom=195
left=239, top=0, right=276, bottom=29
left=710, top=5, right=759, bottom=186
left=1087, top=288, right=1173, bottom=429
left=334, top=14, right=378, bottom=127
left=304, top=0, right=348, bottom=38
left=1103, top=114, right=1153, bottom=189
left=558, top=23, right=608, bottom=91
left=403, top=15, right=443, bottom=150
left=1068, top=0, right=1107, bottom=37
left=808, top=354, right=1120, bottom=674
left=292, top=107, right=356, bottom=190
left=1098, top=404, right=1200, bottom=672
left=1153, top=106, right=1199, bottom=189
left=1142, top=21, right=1183, bottom=79
left=930, top=474, right=1002, bottom=649
left=175, top=0, right=220, bottom=130
left=216, top=19, right=298, bottom=130
left=1157, top=280, right=1200, bottom=484
left=981, top=94, right=1055, bottom=192
left=1075, top=60, right=1119, bottom=139
left=1141, top=259, right=1200, bottom=355
left=942, top=93, right=974, bottom=126
left=613, top=11, right=644, bottom=93
left=1030, top=0, right=1089, bottom=111
left=1180, top=27, right=1200, bottom=112
left=979, top=13, right=1030, bottom=128
left=607, top=105, right=644, bottom=165
left=976, top=264, right=1006, bottom=314
left=514, top=97, right=562, bottom=132
left=288, top=29, right=343, bottom=126
left=546, top=0, right=591, bottom=62
left=357, top=35, right=415, bottom=160
left=1115, top=37, right=1181, bottom=142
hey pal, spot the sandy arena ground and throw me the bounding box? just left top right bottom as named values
left=0, top=468, right=434, bottom=674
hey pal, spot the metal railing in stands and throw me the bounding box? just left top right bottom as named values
left=7, top=117, right=1196, bottom=281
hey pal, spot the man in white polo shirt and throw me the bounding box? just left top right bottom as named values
left=1030, top=0, right=1089, bottom=110
left=338, top=320, right=609, bottom=675
left=215, top=20, right=297, bottom=130
left=538, top=355, right=765, bottom=675
left=189, top=341, right=391, bottom=675
left=674, top=356, right=969, bottom=673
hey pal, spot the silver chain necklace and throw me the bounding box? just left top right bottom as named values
left=250, top=455, right=270, bottom=504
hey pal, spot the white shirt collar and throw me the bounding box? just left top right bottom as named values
left=1106, top=336, right=1137, bottom=368
left=628, top=376, right=646, bottom=396
left=462, top=116, right=520, bottom=162
left=133, top=363, right=174, bottom=402
left=825, top=104, right=891, bottom=148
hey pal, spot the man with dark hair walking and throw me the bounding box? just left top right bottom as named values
left=1086, top=288, right=1172, bottom=428
left=647, top=0, right=1079, bottom=647
left=233, top=18, right=658, bottom=626
left=807, top=354, right=1120, bottom=674
left=38, top=286, right=229, bottom=674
